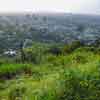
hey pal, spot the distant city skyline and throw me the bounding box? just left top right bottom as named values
left=0, top=0, right=100, bottom=15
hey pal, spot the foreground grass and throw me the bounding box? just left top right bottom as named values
left=0, top=47, right=100, bottom=100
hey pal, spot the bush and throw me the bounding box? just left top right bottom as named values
left=47, top=47, right=62, bottom=56
left=0, top=64, right=32, bottom=79
left=63, top=40, right=83, bottom=54
left=58, top=63, right=100, bottom=100
left=59, top=77, right=100, bottom=100
left=72, top=55, right=87, bottom=64
left=47, top=55, right=59, bottom=66
left=9, top=86, right=26, bottom=100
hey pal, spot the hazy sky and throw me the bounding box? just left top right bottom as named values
left=0, top=0, right=100, bottom=15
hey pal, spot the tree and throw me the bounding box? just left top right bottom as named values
left=19, top=40, right=26, bottom=63
left=77, top=24, right=85, bottom=32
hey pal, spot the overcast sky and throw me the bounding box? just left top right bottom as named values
left=0, top=0, right=100, bottom=15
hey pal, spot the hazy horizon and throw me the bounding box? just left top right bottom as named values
left=0, top=0, right=100, bottom=15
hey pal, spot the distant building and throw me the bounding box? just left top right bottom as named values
left=4, top=49, right=16, bottom=57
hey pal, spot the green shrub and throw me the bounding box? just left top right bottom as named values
left=9, top=86, right=26, bottom=100
left=47, top=47, right=62, bottom=56
left=72, top=55, right=87, bottom=64
left=63, top=40, right=83, bottom=54
left=58, top=63, right=100, bottom=100
left=0, top=64, right=32, bottom=79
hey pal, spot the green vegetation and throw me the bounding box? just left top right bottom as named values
left=0, top=42, right=100, bottom=100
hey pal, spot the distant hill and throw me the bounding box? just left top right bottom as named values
left=0, top=13, right=100, bottom=52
